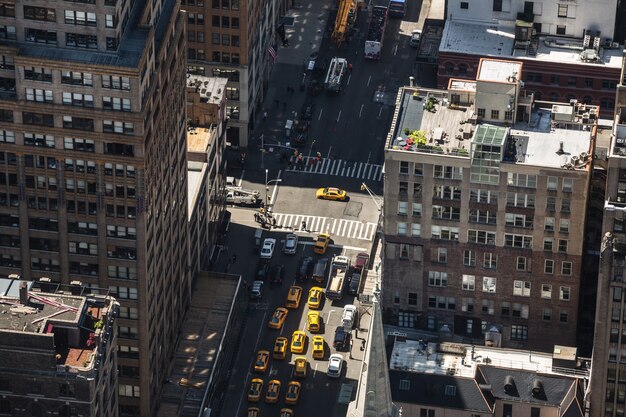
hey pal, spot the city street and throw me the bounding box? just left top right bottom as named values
left=217, top=0, right=426, bottom=416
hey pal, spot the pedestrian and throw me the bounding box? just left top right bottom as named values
left=348, top=63, right=353, bottom=73
left=263, top=111, right=267, bottom=120
left=272, top=218, right=277, bottom=227
left=232, top=254, right=237, bottom=263
left=301, top=220, right=307, bottom=231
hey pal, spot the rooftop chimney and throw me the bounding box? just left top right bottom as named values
left=556, top=141, right=565, bottom=155
left=19, top=281, right=29, bottom=306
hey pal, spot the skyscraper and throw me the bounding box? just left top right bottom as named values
left=0, top=0, right=189, bottom=414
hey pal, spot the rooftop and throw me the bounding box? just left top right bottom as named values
left=187, top=160, right=206, bottom=217
left=440, top=20, right=623, bottom=68
left=388, top=87, right=594, bottom=169
left=477, top=59, right=522, bottom=83
left=0, top=277, right=115, bottom=371
left=186, top=75, right=228, bottom=105
left=187, top=127, right=215, bottom=153
left=389, top=340, right=589, bottom=379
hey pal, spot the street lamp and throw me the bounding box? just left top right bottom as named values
left=307, top=139, right=316, bottom=161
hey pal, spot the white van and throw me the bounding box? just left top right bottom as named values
left=342, top=304, right=356, bottom=331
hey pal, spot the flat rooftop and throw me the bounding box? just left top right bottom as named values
left=187, top=160, right=206, bottom=217
left=388, top=87, right=593, bottom=169
left=187, top=75, right=228, bottom=105
left=440, top=20, right=623, bottom=68
left=477, top=59, right=521, bottom=83
left=389, top=340, right=589, bottom=379
left=187, top=127, right=214, bottom=153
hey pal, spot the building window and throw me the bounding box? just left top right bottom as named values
left=541, top=284, right=552, bottom=299
left=562, top=261, right=572, bottom=275
left=516, top=256, right=527, bottom=271
left=25, top=6, right=56, bottom=21
left=411, top=223, right=421, bottom=237
left=412, top=203, right=422, bottom=216
left=468, top=230, right=496, bottom=245
left=504, top=234, right=532, bottom=249
left=493, top=0, right=502, bottom=11
left=543, top=238, right=554, bottom=251
left=398, top=201, right=408, bottom=215
left=542, top=307, right=552, bottom=321
left=477, top=108, right=486, bottom=118
left=460, top=1, right=468, bottom=9
left=463, top=250, right=476, bottom=266
left=397, top=222, right=407, bottom=235
left=421, top=409, right=435, bottom=417
left=437, top=248, right=447, bottom=263
left=399, top=161, right=409, bottom=174
left=511, top=325, right=528, bottom=340
left=399, top=244, right=409, bottom=259
left=64, top=10, right=96, bottom=25
left=482, top=277, right=496, bottom=293
left=557, top=4, right=567, bottom=17
left=560, top=310, right=568, bottom=323
left=562, top=178, right=573, bottom=193
left=483, top=253, right=497, bottom=269
left=547, top=176, right=557, bottom=190
left=428, top=271, right=448, bottom=287
left=544, top=217, right=555, bottom=231
left=491, top=109, right=499, bottom=119
left=462, top=274, right=475, bottom=291
left=545, top=259, right=554, bottom=274
left=556, top=25, right=566, bottom=35
left=408, top=293, right=418, bottom=306
left=25, top=88, right=53, bottom=103
left=62, top=71, right=93, bottom=86
left=102, top=75, right=130, bottom=90
left=431, top=226, right=459, bottom=241
left=560, top=286, right=570, bottom=301
left=513, top=280, right=531, bottom=296
left=501, top=301, right=510, bottom=316
left=558, top=239, right=568, bottom=253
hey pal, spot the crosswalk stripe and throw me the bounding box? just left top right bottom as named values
left=269, top=214, right=376, bottom=241
left=285, top=158, right=383, bottom=181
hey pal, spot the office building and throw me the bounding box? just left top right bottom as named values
left=389, top=338, right=588, bottom=417
left=0, top=277, right=119, bottom=417
left=0, top=0, right=189, bottom=414
left=429, top=0, right=621, bottom=117
left=589, top=52, right=626, bottom=417
left=383, top=58, right=597, bottom=351
left=184, top=0, right=284, bottom=147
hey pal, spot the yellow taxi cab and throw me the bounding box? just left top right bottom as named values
left=248, top=378, right=263, bottom=402
left=280, top=409, right=294, bottom=417
left=254, top=350, right=269, bottom=373
left=268, top=307, right=288, bottom=329
left=265, top=379, right=281, bottom=404
left=285, top=286, right=302, bottom=309
left=293, top=356, right=308, bottom=379
left=247, top=407, right=260, bottom=417
left=273, top=337, right=288, bottom=360
left=290, top=330, right=306, bottom=354
left=313, top=233, right=331, bottom=254
left=307, top=311, right=321, bottom=333
left=307, top=287, right=323, bottom=309
left=285, top=381, right=301, bottom=405
left=312, top=335, right=325, bottom=359
left=316, top=187, right=347, bottom=201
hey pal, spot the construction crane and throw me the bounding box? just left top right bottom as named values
left=331, top=0, right=356, bottom=46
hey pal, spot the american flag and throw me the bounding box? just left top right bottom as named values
left=267, top=44, right=278, bottom=63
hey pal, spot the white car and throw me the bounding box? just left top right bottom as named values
left=260, top=238, right=276, bottom=259
left=342, top=304, right=356, bottom=330
left=410, top=29, right=422, bottom=48
left=327, top=354, right=343, bottom=378
left=283, top=234, right=299, bottom=255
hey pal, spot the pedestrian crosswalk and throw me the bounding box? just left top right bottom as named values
left=286, top=157, right=383, bottom=181
left=272, top=212, right=377, bottom=241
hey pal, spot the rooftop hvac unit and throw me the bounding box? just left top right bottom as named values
left=593, top=31, right=601, bottom=50
left=8, top=273, right=20, bottom=280
left=580, top=152, right=590, bottom=160
left=583, top=31, right=591, bottom=48
left=571, top=155, right=580, bottom=164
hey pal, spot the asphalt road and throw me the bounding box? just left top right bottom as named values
left=218, top=2, right=426, bottom=416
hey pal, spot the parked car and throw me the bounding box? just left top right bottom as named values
left=312, top=335, right=325, bottom=359
left=333, top=327, right=350, bottom=351
left=327, top=354, right=343, bottom=378
left=260, top=238, right=276, bottom=259
left=410, top=29, right=422, bottom=47
left=296, top=256, right=315, bottom=281
left=255, top=260, right=271, bottom=281
left=250, top=281, right=264, bottom=299
left=270, top=264, right=285, bottom=285
left=284, top=234, right=299, bottom=255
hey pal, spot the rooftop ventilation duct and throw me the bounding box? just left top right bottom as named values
left=532, top=379, right=543, bottom=397
left=504, top=375, right=516, bottom=394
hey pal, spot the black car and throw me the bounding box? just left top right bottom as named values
left=270, top=264, right=285, bottom=285
left=348, top=272, right=361, bottom=295
left=333, top=327, right=350, bottom=351
left=301, top=102, right=315, bottom=120
left=255, top=260, right=271, bottom=281
left=296, top=257, right=315, bottom=282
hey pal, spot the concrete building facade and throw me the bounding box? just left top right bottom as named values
left=383, top=59, right=596, bottom=351
left=0, top=278, right=119, bottom=417
left=184, top=0, right=286, bottom=148
left=589, top=53, right=626, bottom=417
left=0, top=0, right=190, bottom=415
